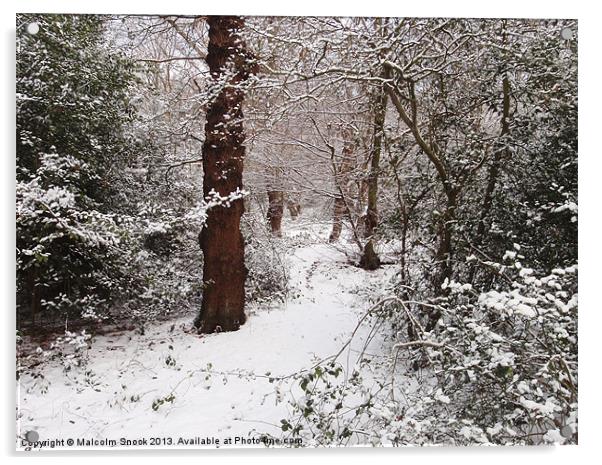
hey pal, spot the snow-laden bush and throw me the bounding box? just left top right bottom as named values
left=117, top=206, right=203, bottom=326
left=16, top=153, right=125, bottom=324
left=243, top=213, right=289, bottom=305
left=16, top=14, right=141, bottom=328
left=276, top=259, right=577, bottom=446
left=15, top=153, right=202, bottom=330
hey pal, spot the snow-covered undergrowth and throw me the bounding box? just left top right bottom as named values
left=16, top=220, right=396, bottom=450
left=16, top=219, right=577, bottom=449
left=279, top=257, right=578, bottom=446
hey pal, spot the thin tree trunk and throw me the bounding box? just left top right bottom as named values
left=329, top=136, right=355, bottom=243
left=27, top=268, right=40, bottom=329
left=196, top=16, right=253, bottom=334
left=476, top=76, right=511, bottom=244
left=434, top=187, right=457, bottom=289
left=357, top=179, right=369, bottom=231
left=360, top=81, right=388, bottom=270
left=424, top=187, right=457, bottom=332
left=469, top=21, right=512, bottom=283
left=468, top=79, right=511, bottom=284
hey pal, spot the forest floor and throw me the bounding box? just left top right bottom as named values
left=17, top=219, right=399, bottom=449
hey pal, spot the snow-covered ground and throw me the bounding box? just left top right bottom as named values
left=17, top=221, right=397, bottom=450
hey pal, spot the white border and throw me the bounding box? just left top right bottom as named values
left=2, top=1, right=599, bottom=463
left=7, top=0, right=581, bottom=18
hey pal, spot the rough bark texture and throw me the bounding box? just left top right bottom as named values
left=196, top=16, right=253, bottom=334
left=267, top=190, right=284, bottom=236
left=360, top=85, right=388, bottom=270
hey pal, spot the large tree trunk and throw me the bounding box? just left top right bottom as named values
left=195, top=16, right=252, bottom=334
left=360, top=82, right=388, bottom=270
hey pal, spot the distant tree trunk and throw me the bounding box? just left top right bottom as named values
left=329, top=136, right=355, bottom=243
left=357, top=180, right=369, bottom=235
left=267, top=190, right=284, bottom=236
left=196, top=16, right=253, bottom=334
left=286, top=197, right=301, bottom=219
left=329, top=196, right=346, bottom=243
left=360, top=82, right=388, bottom=270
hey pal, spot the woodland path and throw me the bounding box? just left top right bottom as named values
left=17, top=223, right=395, bottom=449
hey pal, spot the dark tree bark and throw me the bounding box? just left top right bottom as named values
left=475, top=21, right=512, bottom=250
left=195, top=16, right=254, bottom=334
left=267, top=190, right=284, bottom=236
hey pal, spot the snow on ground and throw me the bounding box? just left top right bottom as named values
left=17, top=221, right=397, bottom=450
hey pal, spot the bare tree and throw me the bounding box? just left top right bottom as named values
left=360, top=74, right=388, bottom=270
